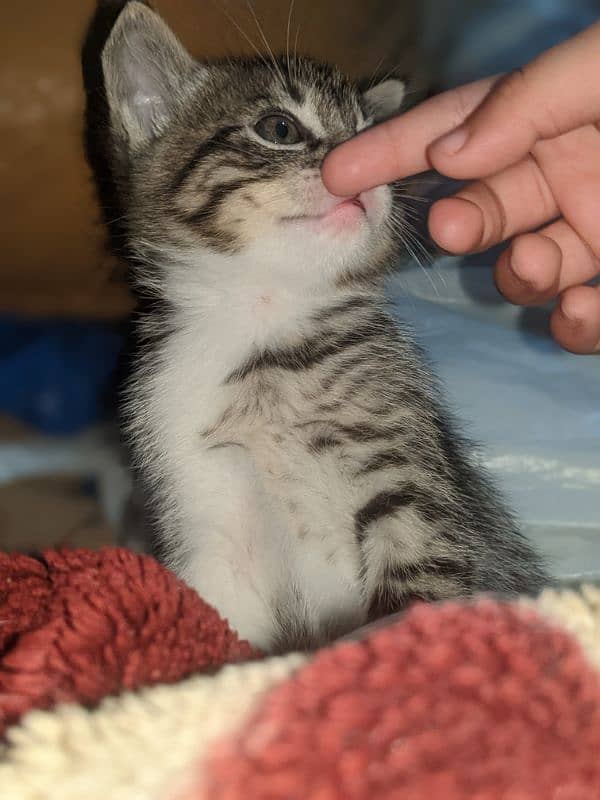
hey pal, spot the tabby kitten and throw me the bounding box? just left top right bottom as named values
left=97, top=1, right=546, bottom=652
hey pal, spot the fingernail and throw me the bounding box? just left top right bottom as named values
left=559, top=299, right=581, bottom=326
left=508, top=258, right=535, bottom=291
left=435, top=125, right=469, bottom=156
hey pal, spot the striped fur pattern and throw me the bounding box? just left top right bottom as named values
left=97, top=2, right=547, bottom=652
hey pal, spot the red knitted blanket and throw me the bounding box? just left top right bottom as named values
left=1, top=547, right=599, bottom=799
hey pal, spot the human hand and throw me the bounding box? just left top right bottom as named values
left=322, top=22, right=600, bottom=353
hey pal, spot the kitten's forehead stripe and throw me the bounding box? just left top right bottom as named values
left=170, top=124, right=244, bottom=195
left=285, top=81, right=304, bottom=104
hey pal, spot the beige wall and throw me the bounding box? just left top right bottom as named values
left=0, top=1, right=418, bottom=318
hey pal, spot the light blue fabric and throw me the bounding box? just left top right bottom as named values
left=388, top=265, right=600, bottom=580
left=420, top=0, right=599, bottom=88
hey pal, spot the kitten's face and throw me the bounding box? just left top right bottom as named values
left=102, top=3, right=406, bottom=290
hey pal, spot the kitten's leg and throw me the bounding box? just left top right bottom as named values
left=171, top=444, right=284, bottom=650
left=357, top=495, right=470, bottom=620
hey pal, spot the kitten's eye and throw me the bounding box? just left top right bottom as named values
left=254, top=114, right=303, bottom=145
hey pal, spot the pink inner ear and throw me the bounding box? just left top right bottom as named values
left=103, top=2, right=195, bottom=142
left=131, top=86, right=165, bottom=126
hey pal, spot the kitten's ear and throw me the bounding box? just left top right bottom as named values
left=361, top=79, right=406, bottom=123
left=102, top=1, right=196, bottom=148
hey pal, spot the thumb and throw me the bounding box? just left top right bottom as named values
left=428, top=20, right=600, bottom=179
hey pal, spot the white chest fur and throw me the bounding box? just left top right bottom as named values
left=133, top=288, right=368, bottom=650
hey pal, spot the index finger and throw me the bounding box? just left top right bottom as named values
left=321, top=76, right=497, bottom=196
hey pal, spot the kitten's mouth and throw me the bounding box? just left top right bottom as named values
left=281, top=196, right=367, bottom=226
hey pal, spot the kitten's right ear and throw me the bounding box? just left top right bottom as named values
left=102, top=1, right=195, bottom=148
left=361, top=78, right=406, bottom=123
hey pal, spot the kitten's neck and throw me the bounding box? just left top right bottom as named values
left=143, top=246, right=383, bottom=354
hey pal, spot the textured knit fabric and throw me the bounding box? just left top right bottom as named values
left=199, top=599, right=600, bottom=800
left=1, top=549, right=600, bottom=800
left=0, top=657, right=304, bottom=800
left=0, top=548, right=256, bottom=737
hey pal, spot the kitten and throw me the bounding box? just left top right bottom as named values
left=96, top=1, right=547, bottom=652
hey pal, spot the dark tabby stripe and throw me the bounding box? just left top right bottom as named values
left=355, top=482, right=452, bottom=543
left=335, top=422, right=408, bottom=442
left=355, top=490, right=414, bottom=543
left=225, top=320, right=384, bottom=383
left=312, top=296, right=371, bottom=323
left=367, top=587, right=439, bottom=620
left=383, top=557, right=469, bottom=583
left=170, top=125, right=243, bottom=194
left=309, top=435, right=342, bottom=452
left=358, top=449, right=409, bottom=474
left=319, top=352, right=378, bottom=394
left=182, top=177, right=259, bottom=225
left=381, top=560, right=425, bottom=582
left=366, top=556, right=471, bottom=619
left=316, top=401, right=343, bottom=414
left=285, top=82, right=304, bottom=104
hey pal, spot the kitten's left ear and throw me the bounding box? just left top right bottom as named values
left=102, top=1, right=196, bottom=149
left=362, top=79, right=406, bottom=123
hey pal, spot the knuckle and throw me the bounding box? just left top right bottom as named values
left=476, top=181, right=509, bottom=246
left=449, top=84, right=479, bottom=128
left=493, top=70, right=538, bottom=128
left=494, top=68, right=529, bottom=102
left=496, top=69, right=562, bottom=141
left=528, top=158, right=556, bottom=218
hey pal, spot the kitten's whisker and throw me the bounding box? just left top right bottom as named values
left=388, top=207, right=426, bottom=230
left=293, top=23, right=301, bottom=83
left=397, top=231, right=440, bottom=297
left=365, top=55, right=386, bottom=92
left=397, top=203, right=426, bottom=219
left=244, top=0, right=287, bottom=90
left=389, top=213, right=421, bottom=235
left=104, top=213, right=129, bottom=226
left=394, top=212, right=424, bottom=232
left=397, top=176, right=448, bottom=190
left=285, top=0, right=295, bottom=80
left=371, top=60, right=406, bottom=90
left=391, top=181, right=428, bottom=199
left=401, top=219, right=449, bottom=293
left=406, top=230, right=435, bottom=267
left=392, top=191, right=432, bottom=205
left=219, top=142, right=263, bottom=157
left=387, top=212, right=436, bottom=269
left=394, top=214, right=433, bottom=257
left=210, top=0, right=280, bottom=87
